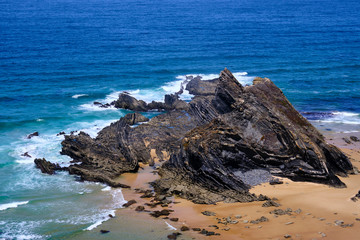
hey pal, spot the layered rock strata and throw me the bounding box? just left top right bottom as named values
left=59, top=69, right=353, bottom=204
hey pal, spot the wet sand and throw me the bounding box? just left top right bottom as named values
left=97, top=131, right=360, bottom=240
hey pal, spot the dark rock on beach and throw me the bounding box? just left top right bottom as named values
left=269, top=178, right=283, bottom=185
left=122, top=199, right=137, bottom=208
left=135, top=206, right=145, bottom=211
left=350, top=136, right=360, bottom=142
left=150, top=209, right=173, bottom=218
left=60, top=68, right=354, bottom=204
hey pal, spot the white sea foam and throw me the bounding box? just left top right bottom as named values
left=0, top=201, right=29, bottom=211
left=164, top=221, right=177, bottom=230
left=101, top=186, right=111, bottom=191
left=36, top=118, right=44, bottom=122
left=84, top=209, right=116, bottom=231
left=79, top=71, right=253, bottom=111
left=79, top=103, right=117, bottom=112
left=72, top=94, right=89, bottom=99
left=110, top=188, right=127, bottom=208
left=318, top=111, right=360, bottom=125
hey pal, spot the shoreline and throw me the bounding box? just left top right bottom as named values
left=83, top=130, right=360, bottom=240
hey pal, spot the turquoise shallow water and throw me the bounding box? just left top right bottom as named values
left=1, top=0, right=360, bottom=239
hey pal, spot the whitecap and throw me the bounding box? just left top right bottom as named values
left=319, top=111, right=360, bottom=125
left=0, top=201, right=29, bottom=211
left=72, top=94, right=89, bottom=99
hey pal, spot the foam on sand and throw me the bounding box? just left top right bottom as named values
left=164, top=221, right=177, bottom=230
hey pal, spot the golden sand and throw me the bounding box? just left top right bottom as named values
left=111, top=132, right=360, bottom=240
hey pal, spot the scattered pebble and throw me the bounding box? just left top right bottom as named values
left=262, top=200, right=281, bottom=207
left=285, top=222, right=294, bottom=225
left=170, top=218, right=179, bottom=222
left=284, top=234, right=291, bottom=238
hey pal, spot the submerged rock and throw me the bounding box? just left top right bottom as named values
left=60, top=68, right=353, bottom=204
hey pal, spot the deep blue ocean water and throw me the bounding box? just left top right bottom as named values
left=1, top=0, right=360, bottom=239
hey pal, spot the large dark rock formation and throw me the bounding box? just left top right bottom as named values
left=60, top=69, right=354, bottom=204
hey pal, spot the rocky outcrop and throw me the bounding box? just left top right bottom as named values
left=34, top=158, right=66, bottom=174
left=60, top=68, right=353, bottom=204
left=111, top=93, right=189, bottom=111
left=152, top=69, right=353, bottom=203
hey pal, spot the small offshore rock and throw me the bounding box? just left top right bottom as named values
left=122, top=199, right=137, bottom=208
left=108, top=214, right=114, bottom=218
left=21, top=152, right=32, bottom=158
left=27, top=132, right=39, bottom=139
left=100, top=230, right=110, bottom=234
left=57, top=131, right=65, bottom=136
left=34, top=158, right=64, bottom=175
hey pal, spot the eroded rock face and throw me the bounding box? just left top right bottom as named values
left=152, top=69, right=353, bottom=203
left=60, top=68, right=353, bottom=204
left=34, top=158, right=66, bottom=174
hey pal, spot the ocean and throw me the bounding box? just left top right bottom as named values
left=0, top=0, right=359, bottom=239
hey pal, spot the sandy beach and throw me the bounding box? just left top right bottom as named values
left=89, top=131, right=360, bottom=240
